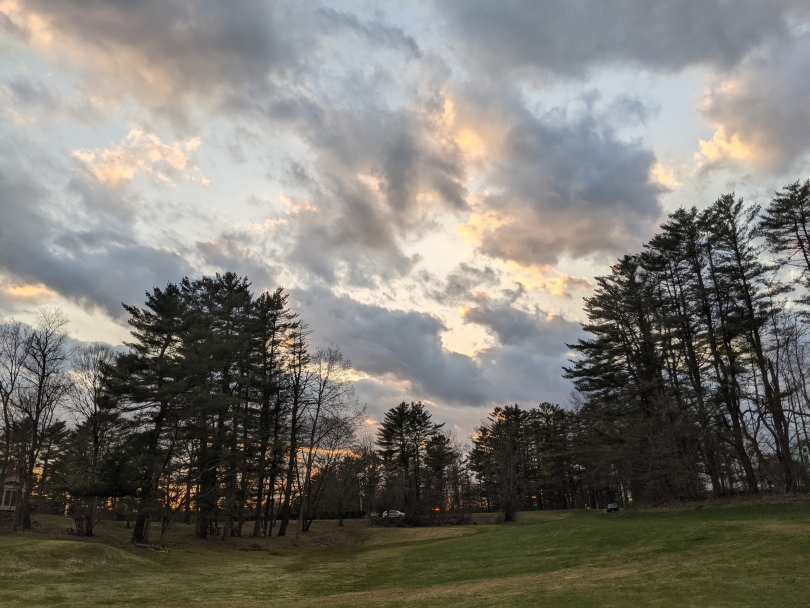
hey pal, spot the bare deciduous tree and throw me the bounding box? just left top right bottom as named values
left=15, top=307, right=73, bottom=529
left=0, top=321, right=27, bottom=508
left=299, top=345, right=364, bottom=533
left=64, top=344, right=118, bottom=536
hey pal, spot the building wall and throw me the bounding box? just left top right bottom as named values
left=0, top=472, right=21, bottom=511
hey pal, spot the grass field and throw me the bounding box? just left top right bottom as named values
left=1, top=499, right=809, bottom=607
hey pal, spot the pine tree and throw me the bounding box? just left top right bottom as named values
left=703, top=195, right=795, bottom=491
left=249, top=288, right=296, bottom=537
left=377, top=401, right=444, bottom=524
left=107, top=283, right=189, bottom=544
left=760, top=179, right=810, bottom=306
left=180, top=273, right=253, bottom=539
left=470, top=405, right=527, bottom=521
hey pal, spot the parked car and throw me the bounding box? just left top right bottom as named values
left=382, top=510, right=405, bottom=518
left=606, top=503, right=619, bottom=513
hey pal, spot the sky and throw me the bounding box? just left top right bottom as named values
left=1, top=0, right=810, bottom=438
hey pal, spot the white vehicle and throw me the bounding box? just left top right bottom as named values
left=382, top=510, right=405, bottom=518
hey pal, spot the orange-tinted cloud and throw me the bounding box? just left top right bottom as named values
left=72, top=128, right=202, bottom=186
left=505, top=262, right=591, bottom=298
left=699, top=34, right=810, bottom=173
left=697, top=126, right=755, bottom=165
left=1, top=281, right=53, bottom=298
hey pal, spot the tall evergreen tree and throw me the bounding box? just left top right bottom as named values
left=760, top=179, right=810, bottom=306
left=703, top=195, right=795, bottom=491
left=107, top=283, right=189, bottom=544
left=249, top=288, right=296, bottom=537
left=377, top=401, right=444, bottom=524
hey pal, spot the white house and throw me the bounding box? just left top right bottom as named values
left=0, top=468, right=22, bottom=511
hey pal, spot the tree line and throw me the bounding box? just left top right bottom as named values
left=0, top=275, right=477, bottom=539
left=564, top=179, right=810, bottom=503
left=453, top=180, right=810, bottom=519
left=0, top=281, right=592, bottom=535
left=3, top=180, right=810, bottom=533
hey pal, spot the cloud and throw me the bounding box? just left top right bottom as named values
left=271, top=90, right=468, bottom=286
left=461, top=293, right=580, bottom=353
left=1, top=1, right=470, bottom=296
left=435, top=0, right=788, bottom=78
left=274, top=79, right=663, bottom=289
left=294, top=286, right=581, bottom=409
left=603, top=94, right=659, bottom=129
left=649, top=163, right=681, bottom=188
left=424, top=263, right=500, bottom=304
left=316, top=8, right=420, bottom=59
left=10, top=0, right=807, bottom=420
left=0, top=156, right=194, bottom=320
left=293, top=286, right=489, bottom=405
left=0, top=124, right=270, bottom=328
left=699, top=31, right=810, bottom=173
left=194, top=233, right=278, bottom=292
left=72, top=128, right=201, bottom=186
left=0, top=274, right=57, bottom=321
left=502, top=264, right=592, bottom=298
left=461, top=293, right=583, bottom=406
left=3, top=0, right=307, bottom=113
left=7, top=0, right=663, bottom=291
left=455, top=89, right=664, bottom=268
left=2, top=74, right=104, bottom=124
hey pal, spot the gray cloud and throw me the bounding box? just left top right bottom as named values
left=293, top=286, right=489, bottom=406
left=8, top=0, right=806, bottom=421
left=701, top=32, right=810, bottom=173
left=476, top=342, right=577, bottom=409
left=294, top=286, right=581, bottom=408
left=462, top=294, right=580, bottom=354
left=436, top=0, right=788, bottom=78
left=424, top=263, right=500, bottom=304
left=3, top=1, right=467, bottom=292
left=67, top=173, right=139, bottom=225
left=0, top=142, right=278, bottom=319
left=9, top=1, right=658, bottom=287
left=269, top=94, right=467, bottom=286
left=463, top=294, right=583, bottom=405
left=4, top=75, right=103, bottom=124
left=316, top=8, right=420, bottom=58
left=0, top=159, right=193, bottom=319
left=466, top=90, right=663, bottom=266
left=8, top=1, right=470, bottom=288
left=603, top=94, right=659, bottom=129
left=269, top=84, right=659, bottom=287
left=16, top=0, right=306, bottom=108
left=194, top=234, right=278, bottom=293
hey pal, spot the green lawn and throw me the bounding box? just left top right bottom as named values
left=1, top=501, right=809, bottom=606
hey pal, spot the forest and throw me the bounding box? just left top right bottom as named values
left=2, top=180, right=810, bottom=541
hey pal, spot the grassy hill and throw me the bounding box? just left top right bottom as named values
left=1, top=500, right=809, bottom=606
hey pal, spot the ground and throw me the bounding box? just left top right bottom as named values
left=1, top=498, right=809, bottom=606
